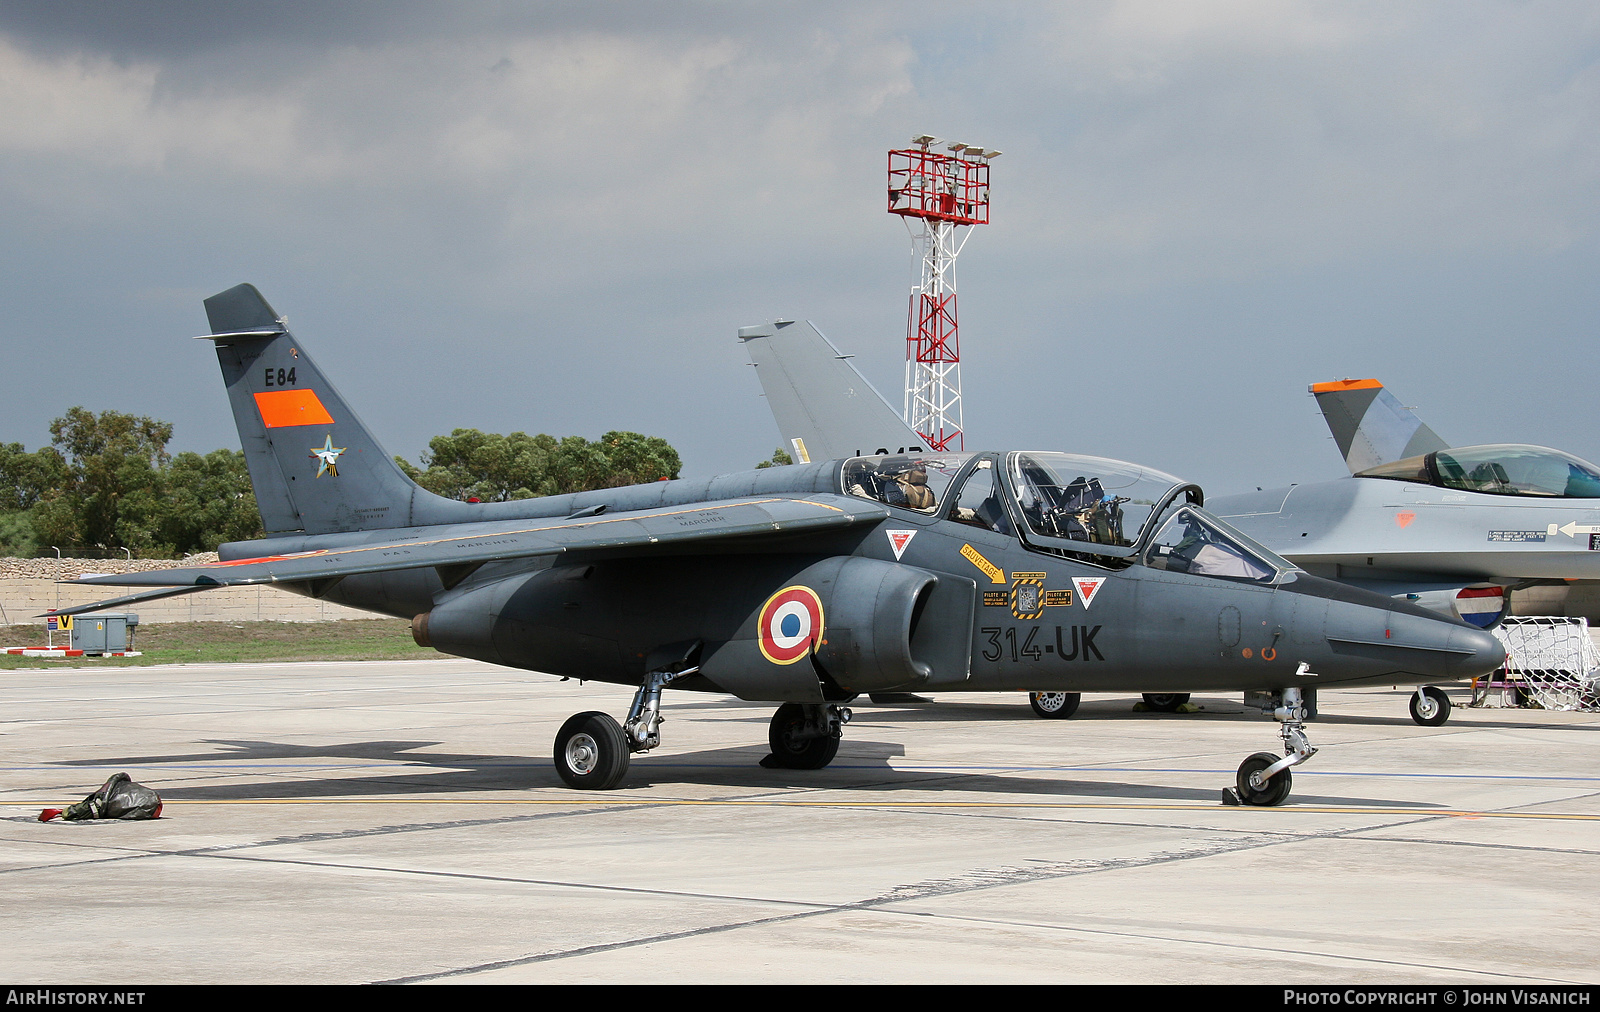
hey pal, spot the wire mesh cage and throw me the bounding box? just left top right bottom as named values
left=1485, top=616, right=1600, bottom=711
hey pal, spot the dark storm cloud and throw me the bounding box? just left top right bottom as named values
left=0, top=1, right=922, bottom=61
left=0, top=2, right=1595, bottom=495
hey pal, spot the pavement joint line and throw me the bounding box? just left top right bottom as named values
left=866, top=906, right=1582, bottom=986
left=382, top=822, right=1446, bottom=983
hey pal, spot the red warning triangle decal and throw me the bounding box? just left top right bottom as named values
left=1072, top=576, right=1105, bottom=610
left=886, top=529, right=916, bottom=560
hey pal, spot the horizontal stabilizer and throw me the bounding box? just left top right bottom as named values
left=740, top=320, right=926, bottom=462
left=71, top=494, right=889, bottom=591
left=1310, top=379, right=1449, bottom=474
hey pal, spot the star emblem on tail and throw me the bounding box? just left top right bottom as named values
left=310, top=434, right=346, bottom=477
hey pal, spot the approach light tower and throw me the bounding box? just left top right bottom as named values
left=888, top=134, right=998, bottom=451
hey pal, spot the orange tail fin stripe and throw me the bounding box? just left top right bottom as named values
left=1309, top=378, right=1383, bottom=393
left=254, top=389, right=335, bottom=428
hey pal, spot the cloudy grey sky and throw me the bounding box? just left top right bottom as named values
left=1, top=1, right=1595, bottom=495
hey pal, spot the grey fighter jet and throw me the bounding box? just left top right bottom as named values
left=1208, top=378, right=1600, bottom=723
left=60, top=286, right=1504, bottom=806
left=741, top=326, right=1594, bottom=728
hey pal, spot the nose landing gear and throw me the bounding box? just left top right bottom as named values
left=1224, top=682, right=1319, bottom=807
left=1409, top=685, right=1452, bottom=726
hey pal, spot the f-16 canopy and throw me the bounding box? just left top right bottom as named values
left=1357, top=444, right=1600, bottom=499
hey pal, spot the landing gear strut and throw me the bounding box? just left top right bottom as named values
left=553, top=664, right=697, bottom=790
left=1224, top=682, right=1318, bottom=807
left=762, top=702, right=851, bottom=769
left=1409, top=685, right=1452, bottom=727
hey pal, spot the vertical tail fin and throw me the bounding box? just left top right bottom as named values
left=202, top=283, right=440, bottom=535
left=1310, top=378, right=1449, bottom=474
left=739, top=320, right=926, bottom=462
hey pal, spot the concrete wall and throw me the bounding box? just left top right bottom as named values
left=0, top=557, right=378, bottom=625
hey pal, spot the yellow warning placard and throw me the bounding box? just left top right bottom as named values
left=960, top=544, right=1005, bottom=584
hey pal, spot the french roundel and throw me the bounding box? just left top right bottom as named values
left=757, top=585, right=825, bottom=665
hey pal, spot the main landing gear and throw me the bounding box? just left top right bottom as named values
left=1029, top=691, right=1081, bottom=719
left=761, top=702, right=851, bottom=769
left=1409, top=685, right=1452, bottom=727
left=554, top=664, right=695, bottom=790
left=1224, top=681, right=1319, bottom=807
left=553, top=666, right=853, bottom=789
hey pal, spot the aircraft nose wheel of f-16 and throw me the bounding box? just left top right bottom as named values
left=1409, top=685, right=1452, bottom=726
left=1223, top=681, right=1319, bottom=807
left=1029, top=691, right=1081, bottom=719
left=762, top=702, right=850, bottom=769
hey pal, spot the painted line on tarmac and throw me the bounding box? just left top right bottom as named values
left=13, top=762, right=1600, bottom=784
left=9, top=797, right=1596, bottom=821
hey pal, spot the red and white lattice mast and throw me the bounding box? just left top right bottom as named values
left=888, top=134, right=997, bottom=451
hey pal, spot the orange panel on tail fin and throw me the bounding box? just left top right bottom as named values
left=254, top=389, right=334, bottom=428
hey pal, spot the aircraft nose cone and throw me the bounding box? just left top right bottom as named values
left=1452, top=623, right=1506, bottom=678
left=1385, top=608, right=1505, bottom=680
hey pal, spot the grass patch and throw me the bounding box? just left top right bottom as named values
left=0, top=620, right=439, bottom=668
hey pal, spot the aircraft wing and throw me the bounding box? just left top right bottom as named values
left=62, top=495, right=888, bottom=605
left=739, top=319, right=927, bottom=462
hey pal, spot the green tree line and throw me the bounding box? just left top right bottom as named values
left=1, top=408, right=682, bottom=558
left=394, top=428, right=681, bottom=501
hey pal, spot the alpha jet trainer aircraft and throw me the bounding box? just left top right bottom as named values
left=1209, top=378, right=1600, bottom=724
left=60, top=286, right=1504, bottom=806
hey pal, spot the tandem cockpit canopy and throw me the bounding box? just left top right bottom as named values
left=841, top=449, right=1295, bottom=580
left=843, top=453, right=973, bottom=513
left=1006, top=452, right=1184, bottom=549
left=1357, top=444, right=1600, bottom=499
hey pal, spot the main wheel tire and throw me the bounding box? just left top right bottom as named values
left=766, top=702, right=841, bottom=769
left=1235, top=751, right=1292, bottom=807
left=1142, top=692, right=1191, bottom=712
left=554, top=711, right=631, bottom=790
left=1029, top=691, right=1082, bottom=719
left=1409, top=685, right=1452, bottom=727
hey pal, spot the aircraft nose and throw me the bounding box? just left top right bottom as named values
left=1384, top=607, right=1506, bottom=680
left=1450, top=623, right=1506, bottom=678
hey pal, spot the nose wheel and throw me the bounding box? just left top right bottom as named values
left=1409, top=685, right=1452, bottom=726
left=1234, top=751, right=1293, bottom=806
left=1224, top=682, right=1318, bottom=807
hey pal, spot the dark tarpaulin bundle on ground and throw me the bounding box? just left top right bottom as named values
left=39, top=773, right=163, bottom=821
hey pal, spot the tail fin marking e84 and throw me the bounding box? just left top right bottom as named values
left=200, top=283, right=455, bottom=536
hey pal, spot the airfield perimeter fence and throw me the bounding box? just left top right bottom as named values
left=1486, top=617, right=1600, bottom=712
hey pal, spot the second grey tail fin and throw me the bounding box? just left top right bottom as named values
left=202, top=283, right=455, bottom=536
left=739, top=320, right=926, bottom=462
left=1310, top=378, right=1449, bottom=474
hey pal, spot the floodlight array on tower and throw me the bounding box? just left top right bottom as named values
left=888, top=135, right=999, bottom=452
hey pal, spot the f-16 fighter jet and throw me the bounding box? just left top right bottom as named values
left=61, top=288, right=1503, bottom=806
left=1209, top=378, right=1600, bottom=724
